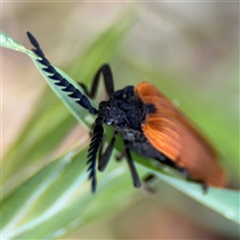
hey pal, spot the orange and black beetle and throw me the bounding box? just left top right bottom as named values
left=27, top=32, right=226, bottom=192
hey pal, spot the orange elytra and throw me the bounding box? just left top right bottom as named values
left=136, top=81, right=226, bottom=187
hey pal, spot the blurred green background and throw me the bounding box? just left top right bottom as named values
left=2, top=2, right=239, bottom=239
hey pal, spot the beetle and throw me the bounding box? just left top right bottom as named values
left=27, top=32, right=226, bottom=193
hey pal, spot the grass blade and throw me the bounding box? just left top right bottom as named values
left=1, top=8, right=239, bottom=238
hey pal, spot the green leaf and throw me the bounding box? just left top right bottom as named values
left=2, top=88, right=77, bottom=193
left=1, top=30, right=96, bottom=127
left=2, top=9, right=135, bottom=194
left=156, top=172, right=240, bottom=224
left=1, top=31, right=38, bottom=59
left=1, top=8, right=239, bottom=238
left=1, top=148, right=239, bottom=239
left=1, top=147, right=135, bottom=239
left=135, top=156, right=240, bottom=225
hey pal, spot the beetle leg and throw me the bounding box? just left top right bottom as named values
left=98, top=130, right=118, bottom=172
left=183, top=169, right=208, bottom=194
left=123, top=143, right=142, bottom=188
left=79, top=64, right=114, bottom=99
left=142, top=174, right=157, bottom=194
left=143, top=173, right=155, bottom=182
left=115, top=151, right=125, bottom=162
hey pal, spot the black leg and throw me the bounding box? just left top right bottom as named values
left=79, top=64, right=114, bottom=99
left=142, top=174, right=157, bottom=194
left=124, top=142, right=141, bottom=188
left=160, top=159, right=209, bottom=194
left=143, top=173, right=155, bottom=182
left=115, top=151, right=125, bottom=162
left=182, top=169, right=208, bottom=194
left=98, top=131, right=118, bottom=172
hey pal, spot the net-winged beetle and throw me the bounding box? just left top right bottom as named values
left=27, top=32, right=226, bottom=193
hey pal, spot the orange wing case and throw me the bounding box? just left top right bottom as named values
left=135, top=82, right=226, bottom=187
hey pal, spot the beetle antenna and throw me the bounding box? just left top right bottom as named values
left=26, top=31, right=98, bottom=115
left=87, top=117, right=104, bottom=192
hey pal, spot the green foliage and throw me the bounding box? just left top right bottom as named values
left=1, top=12, right=239, bottom=239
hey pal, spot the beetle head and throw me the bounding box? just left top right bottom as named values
left=98, top=100, right=131, bottom=131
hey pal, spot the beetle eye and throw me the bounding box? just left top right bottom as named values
left=105, top=118, right=113, bottom=125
